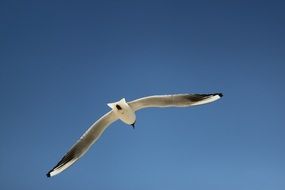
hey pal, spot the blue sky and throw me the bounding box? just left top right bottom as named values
left=1, top=0, right=285, bottom=189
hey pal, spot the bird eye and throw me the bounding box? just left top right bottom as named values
left=116, top=104, right=122, bottom=110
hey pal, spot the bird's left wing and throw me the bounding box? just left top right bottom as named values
left=128, top=93, right=223, bottom=111
left=47, top=111, right=117, bottom=177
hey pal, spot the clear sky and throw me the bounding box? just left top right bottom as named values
left=1, top=0, right=285, bottom=189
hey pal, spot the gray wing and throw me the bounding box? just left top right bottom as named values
left=128, top=93, right=223, bottom=111
left=47, top=111, right=117, bottom=177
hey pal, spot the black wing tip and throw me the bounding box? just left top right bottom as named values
left=46, top=172, right=51, bottom=178
left=46, top=168, right=55, bottom=178
left=45, top=151, right=76, bottom=178
left=215, top=93, right=223, bottom=97
left=192, top=93, right=223, bottom=98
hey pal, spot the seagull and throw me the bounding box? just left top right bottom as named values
left=46, top=93, right=223, bottom=177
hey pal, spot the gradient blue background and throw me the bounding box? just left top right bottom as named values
left=1, top=0, right=285, bottom=189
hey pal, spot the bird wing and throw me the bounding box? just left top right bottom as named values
left=128, top=93, right=223, bottom=111
left=47, top=111, right=118, bottom=177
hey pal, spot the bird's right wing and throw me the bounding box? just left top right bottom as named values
left=46, top=111, right=118, bottom=177
left=128, top=93, right=223, bottom=111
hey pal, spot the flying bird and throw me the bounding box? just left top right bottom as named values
left=46, top=93, right=223, bottom=177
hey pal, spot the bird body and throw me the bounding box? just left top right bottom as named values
left=107, top=98, right=136, bottom=126
left=47, top=93, right=223, bottom=177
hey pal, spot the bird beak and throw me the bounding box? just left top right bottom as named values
left=131, top=123, right=135, bottom=129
